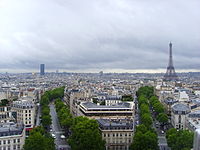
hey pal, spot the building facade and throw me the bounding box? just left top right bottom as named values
left=40, top=64, right=45, bottom=76
left=171, top=103, right=190, bottom=129
left=78, top=102, right=134, bottom=120
left=105, top=95, right=122, bottom=106
left=0, top=123, right=25, bottom=150
left=0, top=106, right=14, bottom=123
left=11, top=100, right=36, bottom=130
left=97, top=119, right=134, bottom=150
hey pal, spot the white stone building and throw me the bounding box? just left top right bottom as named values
left=78, top=102, right=134, bottom=120
left=11, top=99, right=36, bottom=130
left=97, top=119, right=134, bottom=150
left=171, top=103, right=190, bottom=130
left=105, top=95, right=122, bottom=106
left=0, top=106, right=14, bottom=123
left=0, top=123, right=25, bottom=150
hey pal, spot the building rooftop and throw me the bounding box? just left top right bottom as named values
left=188, top=118, right=200, bottom=131
left=172, top=103, right=190, bottom=112
left=81, top=102, right=132, bottom=110
left=105, top=95, right=122, bottom=100
left=97, top=119, right=133, bottom=130
left=164, top=97, right=178, bottom=104
left=188, top=110, right=200, bottom=118
left=12, top=100, right=35, bottom=109
left=0, top=122, right=24, bottom=137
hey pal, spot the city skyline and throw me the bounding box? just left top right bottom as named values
left=0, top=0, right=200, bottom=73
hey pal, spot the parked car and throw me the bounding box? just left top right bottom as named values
left=60, top=135, right=66, bottom=139
left=51, top=133, right=56, bottom=138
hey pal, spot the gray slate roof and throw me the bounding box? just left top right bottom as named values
left=172, top=103, right=190, bottom=112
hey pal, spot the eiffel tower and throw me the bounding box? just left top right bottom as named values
left=164, top=42, right=178, bottom=81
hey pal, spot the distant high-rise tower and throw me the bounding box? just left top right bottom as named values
left=164, top=42, right=178, bottom=81
left=40, top=64, right=45, bottom=75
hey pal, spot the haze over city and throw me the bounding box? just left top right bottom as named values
left=1, top=1, right=200, bottom=150
left=0, top=0, right=200, bottom=73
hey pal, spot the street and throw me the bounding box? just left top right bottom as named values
left=152, top=114, right=170, bottom=150
left=35, top=104, right=41, bottom=126
left=134, top=95, right=170, bottom=150
left=49, top=103, right=71, bottom=150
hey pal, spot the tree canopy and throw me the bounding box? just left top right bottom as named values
left=166, top=128, right=194, bottom=150
left=0, top=99, right=9, bottom=106
left=122, top=95, right=133, bottom=101
left=68, top=116, right=105, bottom=150
left=23, top=126, right=55, bottom=150
left=130, top=125, right=159, bottom=150
left=131, top=86, right=159, bottom=149
left=157, top=113, right=168, bottom=124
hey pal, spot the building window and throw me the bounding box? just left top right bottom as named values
left=8, top=140, right=10, bottom=144
left=17, top=145, right=20, bottom=149
left=13, top=139, right=16, bottom=143
left=3, top=140, right=6, bottom=144
left=17, top=139, right=20, bottom=143
left=8, top=146, right=10, bottom=150
left=178, top=115, right=181, bottom=123
left=29, top=110, right=31, bottom=113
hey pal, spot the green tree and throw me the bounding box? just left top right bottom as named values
left=157, top=113, right=168, bottom=124
left=135, top=124, right=148, bottom=133
left=122, top=95, right=133, bottom=101
left=55, top=98, right=65, bottom=111
left=100, top=100, right=105, bottom=105
left=0, top=99, right=9, bottom=106
left=141, top=113, right=153, bottom=128
left=136, top=86, right=154, bottom=99
left=41, top=115, right=52, bottom=128
left=149, top=96, right=159, bottom=105
left=130, top=130, right=159, bottom=150
left=24, top=127, right=55, bottom=150
left=166, top=128, right=194, bottom=150
left=138, top=95, right=149, bottom=107
left=41, top=105, right=50, bottom=116
left=24, top=131, right=46, bottom=150
left=153, top=102, right=164, bottom=114
left=40, top=95, right=49, bottom=106
left=92, top=98, right=98, bottom=104
left=68, top=117, right=105, bottom=150
left=140, top=103, right=150, bottom=114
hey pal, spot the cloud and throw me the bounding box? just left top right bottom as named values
left=0, top=0, right=199, bottom=72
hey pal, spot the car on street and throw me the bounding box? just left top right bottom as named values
left=51, top=133, right=56, bottom=138
left=60, top=135, right=66, bottom=139
left=156, top=122, right=159, bottom=128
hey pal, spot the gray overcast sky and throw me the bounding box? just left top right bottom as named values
left=0, top=0, right=200, bottom=73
